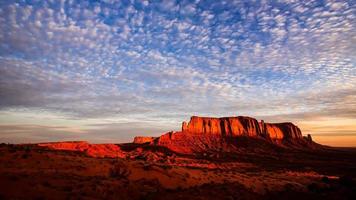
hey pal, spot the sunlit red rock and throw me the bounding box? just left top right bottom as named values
left=133, top=136, right=156, bottom=144
left=259, top=122, right=302, bottom=140
left=38, top=141, right=90, bottom=151
left=182, top=121, right=188, bottom=132
left=37, top=116, right=313, bottom=157
left=155, top=131, right=229, bottom=154
left=152, top=116, right=312, bottom=153
left=183, top=116, right=261, bottom=137
left=38, top=141, right=125, bottom=158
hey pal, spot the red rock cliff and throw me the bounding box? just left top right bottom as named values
left=259, top=120, right=302, bottom=140
left=182, top=116, right=262, bottom=137
left=152, top=116, right=309, bottom=153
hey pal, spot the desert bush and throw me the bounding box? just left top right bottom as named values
left=185, top=172, right=190, bottom=178
left=22, top=153, right=30, bottom=159
left=8, top=148, right=17, bottom=153
left=42, top=181, right=52, bottom=187
left=339, top=175, right=353, bottom=187
left=307, top=183, right=319, bottom=193
left=175, top=186, right=183, bottom=191
left=157, top=164, right=172, bottom=170
left=321, top=176, right=329, bottom=183
left=109, top=162, right=130, bottom=179
left=143, top=163, right=152, bottom=171
left=9, top=175, right=19, bottom=182
left=24, top=145, right=31, bottom=153
left=62, top=185, right=73, bottom=192
left=307, top=182, right=331, bottom=193
left=35, top=196, right=46, bottom=200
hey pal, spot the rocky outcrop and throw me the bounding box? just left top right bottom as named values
left=181, top=116, right=303, bottom=140
left=151, top=116, right=313, bottom=154
left=304, top=134, right=313, bottom=142
left=259, top=122, right=303, bottom=140
left=37, top=116, right=315, bottom=157
left=38, top=141, right=90, bottom=151
left=182, top=116, right=261, bottom=137
left=133, top=136, right=156, bottom=144
left=182, top=121, right=188, bottom=132
left=155, top=131, right=230, bottom=154
left=38, top=141, right=126, bottom=158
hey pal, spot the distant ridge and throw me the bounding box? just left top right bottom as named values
left=134, top=116, right=317, bottom=154
left=38, top=116, right=319, bottom=158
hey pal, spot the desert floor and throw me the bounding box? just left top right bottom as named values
left=0, top=143, right=355, bottom=200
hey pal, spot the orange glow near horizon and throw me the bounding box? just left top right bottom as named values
left=298, top=117, right=356, bottom=147
left=0, top=111, right=355, bottom=147
left=312, top=135, right=356, bottom=147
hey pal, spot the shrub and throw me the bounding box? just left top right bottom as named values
left=339, top=175, right=353, bottom=187
left=42, top=181, right=51, bottom=187
left=22, top=153, right=30, bottom=159
left=143, top=163, right=152, bottom=171
left=62, top=185, right=73, bottom=192
left=109, top=162, right=130, bottom=179
left=307, top=183, right=318, bottom=192
left=321, top=176, right=330, bottom=183
left=24, top=146, right=31, bottom=153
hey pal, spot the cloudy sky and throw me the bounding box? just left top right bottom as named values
left=0, top=0, right=355, bottom=146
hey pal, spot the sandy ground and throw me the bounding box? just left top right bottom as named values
left=0, top=143, right=355, bottom=200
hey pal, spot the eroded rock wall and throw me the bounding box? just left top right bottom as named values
left=182, top=116, right=261, bottom=137
left=259, top=122, right=303, bottom=140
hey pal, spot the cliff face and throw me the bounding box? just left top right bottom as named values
left=259, top=120, right=303, bottom=140
left=182, top=116, right=261, bottom=137
left=181, top=116, right=303, bottom=140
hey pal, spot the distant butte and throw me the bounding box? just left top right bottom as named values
left=134, top=116, right=316, bottom=154
left=5, top=115, right=355, bottom=200
left=40, top=116, right=317, bottom=157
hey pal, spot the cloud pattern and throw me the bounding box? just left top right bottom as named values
left=0, top=0, right=355, bottom=143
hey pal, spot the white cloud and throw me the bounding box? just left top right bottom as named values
left=0, top=0, right=355, bottom=142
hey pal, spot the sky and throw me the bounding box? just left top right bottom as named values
left=0, top=0, right=355, bottom=146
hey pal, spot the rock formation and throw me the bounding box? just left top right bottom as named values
left=38, top=141, right=126, bottom=158
left=304, top=134, right=313, bottom=142
left=38, top=116, right=315, bottom=157
left=259, top=122, right=303, bottom=140
left=180, top=116, right=303, bottom=140
left=181, top=116, right=261, bottom=137
left=149, top=116, right=313, bottom=154
left=133, top=136, right=156, bottom=144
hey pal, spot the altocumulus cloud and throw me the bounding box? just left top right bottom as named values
left=0, top=0, right=355, bottom=143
